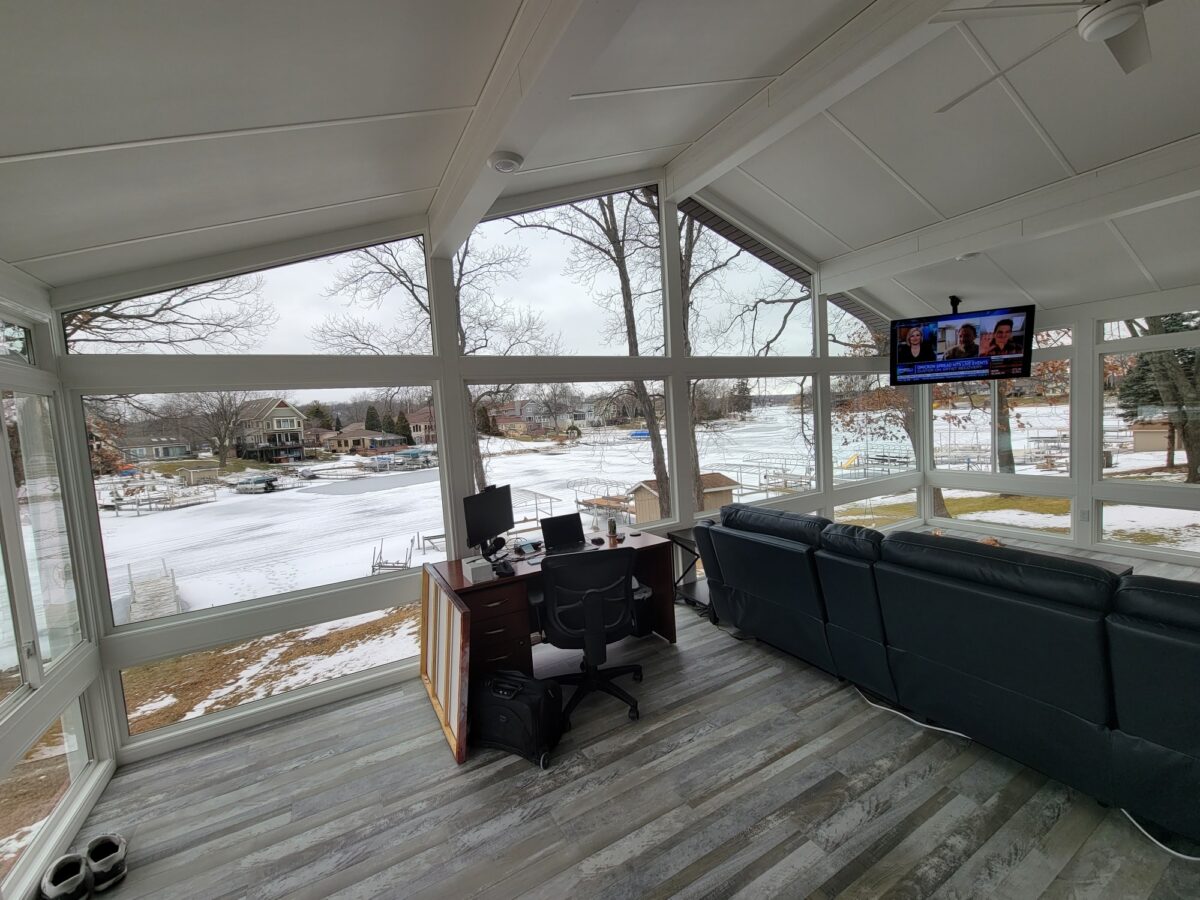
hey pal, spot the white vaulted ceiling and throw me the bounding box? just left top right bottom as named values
left=2, top=0, right=1199, bottom=320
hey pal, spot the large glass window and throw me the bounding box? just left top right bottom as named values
left=997, top=361, right=1071, bottom=476
left=467, top=381, right=671, bottom=528
left=472, top=189, right=663, bottom=356
left=83, top=388, right=444, bottom=625
left=1104, top=347, right=1199, bottom=485
left=1103, top=311, right=1200, bottom=342
left=827, top=297, right=888, bottom=358
left=834, top=490, right=919, bottom=529
left=932, top=489, right=1071, bottom=535
left=830, top=375, right=916, bottom=483
left=0, top=700, right=89, bottom=881
left=691, top=376, right=815, bottom=514
left=932, top=381, right=992, bottom=471
left=4, top=393, right=81, bottom=664
left=121, top=606, right=417, bottom=735
left=678, top=203, right=813, bottom=356
left=1101, top=501, right=1200, bottom=550
left=62, top=236, right=431, bottom=355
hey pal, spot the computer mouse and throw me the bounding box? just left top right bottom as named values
left=590, top=537, right=605, bottom=545
left=629, top=531, right=641, bottom=536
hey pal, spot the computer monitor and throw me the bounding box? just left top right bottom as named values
left=463, top=484, right=514, bottom=551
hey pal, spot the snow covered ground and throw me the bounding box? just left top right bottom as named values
left=96, top=401, right=1198, bottom=627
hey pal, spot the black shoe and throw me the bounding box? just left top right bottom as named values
left=86, top=834, right=128, bottom=892
left=39, top=853, right=92, bottom=900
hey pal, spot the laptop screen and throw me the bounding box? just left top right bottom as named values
left=540, top=513, right=586, bottom=551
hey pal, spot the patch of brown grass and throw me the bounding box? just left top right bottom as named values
left=122, top=604, right=421, bottom=735
left=0, top=722, right=70, bottom=879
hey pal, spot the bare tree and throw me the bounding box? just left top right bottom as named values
left=310, top=234, right=558, bottom=490
left=509, top=192, right=672, bottom=517
left=161, top=391, right=261, bottom=468
left=63, top=275, right=276, bottom=353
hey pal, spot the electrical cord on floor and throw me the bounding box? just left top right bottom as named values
left=857, top=688, right=1200, bottom=862
left=1121, top=810, right=1200, bottom=862
left=852, top=685, right=972, bottom=741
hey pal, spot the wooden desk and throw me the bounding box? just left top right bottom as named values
left=420, top=532, right=675, bottom=762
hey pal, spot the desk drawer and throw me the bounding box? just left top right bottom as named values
left=471, top=609, right=532, bottom=652
left=471, top=637, right=532, bottom=675
left=461, top=584, right=527, bottom=622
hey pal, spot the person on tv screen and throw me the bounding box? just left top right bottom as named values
left=942, top=323, right=979, bottom=359
left=984, top=318, right=1023, bottom=356
left=897, top=326, right=935, bottom=363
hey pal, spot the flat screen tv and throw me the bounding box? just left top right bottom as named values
left=890, top=305, right=1035, bottom=387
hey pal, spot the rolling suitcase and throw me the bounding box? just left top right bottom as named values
left=469, top=670, right=563, bottom=769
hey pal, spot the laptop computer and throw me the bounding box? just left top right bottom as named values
left=540, top=513, right=589, bottom=555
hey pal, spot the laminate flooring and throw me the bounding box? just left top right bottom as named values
left=76, top=608, right=1200, bottom=899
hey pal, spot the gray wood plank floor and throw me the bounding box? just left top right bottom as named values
left=75, top=608, right=1200, bottom=899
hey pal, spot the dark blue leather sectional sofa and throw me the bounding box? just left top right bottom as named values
left=695, top=503, right=1200, bottom=842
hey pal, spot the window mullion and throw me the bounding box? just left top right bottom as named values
left=0, top=394, right=45, bottom=688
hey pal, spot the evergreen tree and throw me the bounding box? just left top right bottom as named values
left=395, top=410, right=413, bottom=443
left=303, top=401, right=333, bottom=430
left=475, top=404, right=498, bottom=436
left=381, top=413, right=396, bottom=434
left=364, top=405, right=382, bottom=432
left=333, top=414, right=343, bottom=431
left=731, top=378, right=753, bottom=414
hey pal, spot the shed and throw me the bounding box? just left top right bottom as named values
left=631, top=472, right=738, bottom=523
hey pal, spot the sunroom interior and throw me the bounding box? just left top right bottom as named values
left=3, top=1, right=1200, bottom=897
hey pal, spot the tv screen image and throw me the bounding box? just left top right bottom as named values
left=891, top=305, right=1034, bottom=386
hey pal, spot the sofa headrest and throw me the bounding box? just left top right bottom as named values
left=719, top=504, right=830, bottom=547
left=880, top=531, right=1118, bottom=611
left=819, top=523, right=883, bottom=560
left=1115, top=575, right=1200, bottom=632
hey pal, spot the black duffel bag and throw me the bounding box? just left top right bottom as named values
left=469, top=670, right=563, bottom=769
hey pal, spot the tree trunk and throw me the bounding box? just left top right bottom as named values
left=1167, top=421, right=1177, bottom=468
left=995, top=385, right=1016, bottom=474
left=1184, top=420, right=1200, bottom=483
left=632, top=378, right=671, bottom=518
left=465, top=386, right=488, bottom=492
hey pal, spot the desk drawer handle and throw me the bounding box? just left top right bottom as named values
left=483, top=600, right=507, bottom=608
left=486, top=653, right=510, bottom=663
left=484, top=627, right=506, bottom=636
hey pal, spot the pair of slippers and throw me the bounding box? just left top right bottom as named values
left=39, top=834, right=127, bottom=899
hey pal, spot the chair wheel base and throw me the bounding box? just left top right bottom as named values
left=628, top=707, right=640, bottom=721
left=632, top=671, right=643, bottom=682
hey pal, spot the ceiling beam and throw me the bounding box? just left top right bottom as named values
left=819, top=133, right=1200, bottom=294
left=427, top=0, right=638, bottom=257
left=663, top=0, right=952, bottom=202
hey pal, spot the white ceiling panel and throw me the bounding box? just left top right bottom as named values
left=740, top=115, right=940, bottom=248
left=0, top=112, right=467, bottom=263
left=524, top=81, right=764, bottom=170
left=704, top=168, right=851, bottom=263
left=894, top=254, right=1031, bottom=310
left=960, top=12, right=1076, bottom=72
left=1000, top=2, right=1200, bottom=172
left=498, top=146, right=684, bottom=201
left=828, top=28, right=1067, bottom=217
left=17, top=190, right=435, bottom=287
left=859, top=278, right=940, bottom=317
left=986, top=222, right=1152, bottom=307
left=0, top=0, right=518, bottom=157
left=1112, top=197, right=1200, bottom=291
left=577, top=0, right=874, bottom=93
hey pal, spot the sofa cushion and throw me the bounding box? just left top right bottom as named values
left=720, top=503, right=830, bottom=547
left=819, top=523, right=883, bottom=560
left=880, top=531, right=1117, bottom=612
left=1114, top=575, right=1200, bottom=631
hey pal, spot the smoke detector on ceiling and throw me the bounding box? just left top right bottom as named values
left=488, top=151, right=525, bottom=174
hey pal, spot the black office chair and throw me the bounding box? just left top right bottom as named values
left=540, top=548, right=643, bottom=728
